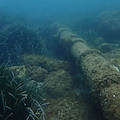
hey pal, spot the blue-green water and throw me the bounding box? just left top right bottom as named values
left=0, top=0, right=120, bottom=23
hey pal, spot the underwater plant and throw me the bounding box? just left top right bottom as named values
left=0, top=66, right=45, bottom=120
left=0, top=23, right=41, bottom=66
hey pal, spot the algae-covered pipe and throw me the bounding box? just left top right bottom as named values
left=51, top=23, right=120, bottom=120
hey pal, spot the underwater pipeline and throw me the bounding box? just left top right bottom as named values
left=50, top=23, right=120, bottom=120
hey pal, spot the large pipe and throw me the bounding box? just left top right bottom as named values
left=51, top=23, right=120, bottom=120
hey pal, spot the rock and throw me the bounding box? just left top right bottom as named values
left=98, top=43, right=119, bottom=53
left=26, top=66, right=48, bottom=82
left=21, top=54, right=71, bottom=72
left=96, top=11, right=120, bottom=42
left=8, top=65, right=27, bottom=79
left=44, top=69, right=72, bottom=97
